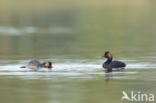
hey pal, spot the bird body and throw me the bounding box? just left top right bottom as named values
left=103, top=60, right=126, bottom=69
left=102, top=51, right=126, bottom=72
left=20, top=60, right=52, bottom=72
left=27, top=60, right=43, bottom=69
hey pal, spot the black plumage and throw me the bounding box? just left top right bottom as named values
left=27, top=60, right=44, bottom=69
left=102, top=51, right=126, bottom=72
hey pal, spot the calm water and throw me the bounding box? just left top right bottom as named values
left=0, top=0, right=156, bottom=103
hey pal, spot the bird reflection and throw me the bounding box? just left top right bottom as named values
left=104, top=71, right=113, bottom=83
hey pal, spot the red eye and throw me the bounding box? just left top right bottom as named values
left=106, top=54, right=109, bottom=57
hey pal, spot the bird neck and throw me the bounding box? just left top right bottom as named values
left=106, top=57, right=112, bottom=63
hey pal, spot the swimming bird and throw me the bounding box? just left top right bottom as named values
left=102, top=51, right=126, bottom=72
left=20, top=60, right=52, bottom=72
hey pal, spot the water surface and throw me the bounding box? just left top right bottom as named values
left=0, top=0, right=156, bottom=103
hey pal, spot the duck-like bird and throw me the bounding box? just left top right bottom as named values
left=102, top=51, right=126, bottom=72
left=20, top=60, right=52, bottom=72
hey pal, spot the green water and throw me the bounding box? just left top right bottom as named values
left=0, top=0, right=156, bottom=103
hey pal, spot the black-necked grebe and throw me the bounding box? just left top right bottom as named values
left=20, top=60, right=52, bottom=71
left=102, top=51, right=126, bottom=72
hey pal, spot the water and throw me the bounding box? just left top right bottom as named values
left=0, top=0, right=156, bottom=103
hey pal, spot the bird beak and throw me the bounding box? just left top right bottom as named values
left=101, top=56, right=104, bottom=58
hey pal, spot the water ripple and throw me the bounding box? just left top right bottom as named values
left=0, top=59, right=155, bottom=80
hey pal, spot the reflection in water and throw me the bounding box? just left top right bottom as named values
left=105, top=73, right=113, bottom=83
left=0, top=26, right=74, bottom=35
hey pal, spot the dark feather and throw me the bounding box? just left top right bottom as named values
left=103, top=61, right=126, bottom=68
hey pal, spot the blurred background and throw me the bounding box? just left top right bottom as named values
left=0, top=0, right=156, bottom=59
left=0, top=0, right=156, bottom=103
